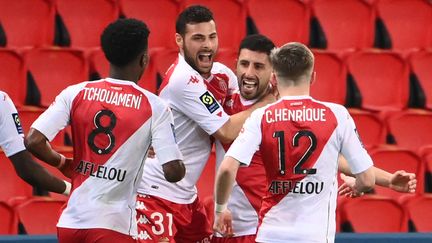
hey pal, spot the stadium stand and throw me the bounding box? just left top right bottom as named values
left=403, top=194, right=432, bottom=232
left=0, top=201, right=17, bottom=234
left=349, top=109, right=386, bottom=149
left=409, top=50, right=432, bottom=110
left=0, top=49, right=27, bottom=107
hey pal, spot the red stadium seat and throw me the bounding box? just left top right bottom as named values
left=409, top=50, right=432, bottom=110
left=0, top=0, right=55, bottom=48
left=247, top=0, right=310, bottom=47
left=143, top=48, right=178, bottom=94
left=215, top=48, right=238, bottom=73
left=25, top=48, right=88, bottom=107
left=16, top=197, right=65, bottom=234
left=349, top=109, right=386, bottom=149
left=377, top=0, right=432, bottom=51
left=346, top=51, right=409, bottom=111
left=0, top=201, right=17, bottom=234
left=119, top=0, right=180, bottom=50
left=89, top=49, right=109, bottom=79
left=56, top=0, right=119, bottom=49
left=182, top=0, right=247, bottom=49
left=0, top=151, right=33, bottom=204
left=311, top=50, right=347, bottom=105
left=403, top=194, right=432, bottom=232
left=312, top=0, right=375, bottom=51
left=387, top=110, right=432, bottom=153
left=0, top=49, right=27, bottom=107
left=370, top=147, right=424, bottom=198
left=341, top=196, right=408, bottom=232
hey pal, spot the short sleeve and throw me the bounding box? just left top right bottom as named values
left=169, top=73, right=229, bottom=135
left=339, top=110, right=373, bottom=174
left=225, top=108, right=264, bottom=166
left=31, top=83, right=84, bottom=141
left=0, top=92, right=25, bottom=157
left=151, top=99, right=183, bottom=165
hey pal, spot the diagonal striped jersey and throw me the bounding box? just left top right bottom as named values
left=226, top=95, right=373, bottom=243
left=31, top=78, right=182, bottom=237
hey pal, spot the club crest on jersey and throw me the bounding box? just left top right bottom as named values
left=200, top=91, right=220, bottom=114
left=188, top=75, right=199, bottom=84
left=11, top=113, right=23, bottom=134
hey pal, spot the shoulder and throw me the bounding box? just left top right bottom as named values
left=313, top=99, right=350, bottom=123
left=212, top=62, right=236, bottom=79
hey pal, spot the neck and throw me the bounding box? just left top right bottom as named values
left=278, top=84, right=310, bottom=97
left=109, top=66, right=140, bottom=83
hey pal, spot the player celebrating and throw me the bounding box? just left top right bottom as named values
left=135, top=5, right=274, bottom=243
left=214, top=42, right=375, bottom=243
left=25, top=19, right=184, bottom=243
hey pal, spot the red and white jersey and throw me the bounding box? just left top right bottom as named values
left=31, top=78, right=182, bottom=237
left=215, top=92, right=265, bottom=236
left=138, top=54, right=237, bottom=204
left=226, top=96, right=373, bottom=243
left=0, top=91, right=25, bottom=157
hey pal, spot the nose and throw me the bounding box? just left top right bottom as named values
left=244, top=65, right=255, bottom=78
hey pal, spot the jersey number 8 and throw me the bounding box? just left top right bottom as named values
left=88, top=109, right=117, bottom=154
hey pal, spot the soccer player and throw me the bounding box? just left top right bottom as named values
left=213, top=35, right=416, bottom=242
left=214, top=42, right=375, bottom=243
left=135, top=5, right=274, bottom=243
left=0, top=91, right=70, bottom=195
left=25, top=18, right=185, bottom=243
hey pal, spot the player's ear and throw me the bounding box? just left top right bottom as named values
left=175, top=33, right=183, bottom=48
left=140, top=52, right=149, bottom=69
left=310, top=71, right=316, bottom=85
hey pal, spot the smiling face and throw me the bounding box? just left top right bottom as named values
left=176, top=20, right=218, bottom=79
left=236, top=49, right=272, bottom=100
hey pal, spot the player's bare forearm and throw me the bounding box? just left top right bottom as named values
left=353, top=166, right=375, bottom=193
left=24, top=128, right=63, bottom=167
left=215, top=156, right=240, bottom=205
left=9, top=150, right=67, bottom=194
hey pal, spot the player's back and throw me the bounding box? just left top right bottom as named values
left=255, top=95, right=369, bottom=243
left=33, top=78, right=165, bottom=236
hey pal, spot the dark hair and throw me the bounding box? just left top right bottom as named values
left=101, top=18, right=150, bottom=67
left=238, top=34, right=275, bottom=56
left=270, top=42, right=314, bottom=81
left=176, top=5, right=214, bottom=36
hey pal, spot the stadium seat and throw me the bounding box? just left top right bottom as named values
left=89, top=49, right=109, bottom=79
left=311, top=50, right=347, bottom=105
left=312, top=0, right=375, bottom=51
left=144, top=48, right=178, bottom=93
left=0, top=0, right=55, bottom=48
left=56, top=0, right=119, bottom=48
left=0, top=151, right=33, bottom=204
left=349, top=109, right=386, bottom=149
left=421, top=146, right=432, bottom=192
left=370, top=147, right=424, bottom=198
left=346, top=51, right=409, bottom=111
left=119, top=0, right=179, bottom=50
left=403, top=194, right=432, bottom=232
left=182, top=0, right=247, bottom=49
left=409, top=50, right=432, bottom=110
left=0, top=201, right=17, bottom=234
left=16, top=197, right=65, bottom=234
left=25, top=48, right=88, bottom=107
left=377, top=0, right=432, bottom=51
left=247, top=0, right=310, bottom=47
left=387, top=110, right=432, bottom=153
left=0, top=49, right=27, bottom=107
left=215, top=48, right=238, bottom=72
left=341, top=196, right=408, bottom=232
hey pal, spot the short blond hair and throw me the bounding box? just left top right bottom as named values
left=270, top=42, right=314, bottom=82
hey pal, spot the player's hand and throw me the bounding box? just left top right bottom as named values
left=147, top=146, right=156, bottom=159
left=59, top=157, right=73, bottom=178
left=338, top=173, right=364, bottom=198
left=213, top=209, right=234, bottom=237
left=389, top=170, right=417, bottom=193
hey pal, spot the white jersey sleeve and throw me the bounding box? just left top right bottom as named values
left=0, top=91, right=25, bottom=157
left=150, top=100, right=183, bottom=165
left=337, top=106, right=373, bottom=174
left=169, top=72, right=229, bottom=135
left=226, top=108, right=264, bottom=166
left=31, top=83, right=86, bottom=142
